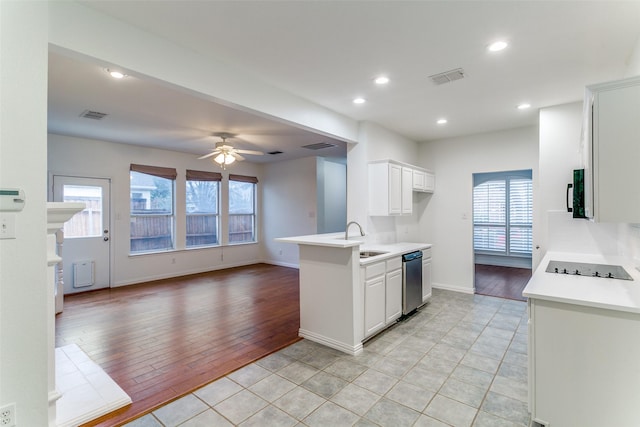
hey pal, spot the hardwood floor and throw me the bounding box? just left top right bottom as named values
left=474, top=264, right=531, bottom=302
left=55, top=263, right=301, bottom=427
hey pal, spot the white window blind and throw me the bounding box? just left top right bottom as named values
left=473, top=171, right=532, bottom=256
left=509, top=178, right=533, bottom=254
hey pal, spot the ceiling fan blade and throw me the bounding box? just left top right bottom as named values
left=198, top=150, right=220, bottom=160
left=236, top=149, right=264, bottom=156
left=232, top=152, right=245, bottom=161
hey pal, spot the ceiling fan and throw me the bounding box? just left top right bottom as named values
left=198, top=132, right=264, bottom=169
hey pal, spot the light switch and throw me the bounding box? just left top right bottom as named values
left=0, top=214, right=16, bottom=239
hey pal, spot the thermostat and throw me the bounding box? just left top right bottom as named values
left=0, top=188, right=25, bottom=211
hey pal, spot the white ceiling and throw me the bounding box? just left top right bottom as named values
left=49, top=1, right=640, bottom=162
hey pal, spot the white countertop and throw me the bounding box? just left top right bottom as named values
left=523, top=251, right=640, bottom=314
left=275, top=233, right=431, bottom=265
left=275, top=232, right=362, bottom=248
left=358, top=242, right=431, bottom=265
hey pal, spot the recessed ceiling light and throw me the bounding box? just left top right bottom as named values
left=517, top=103, right=531, bottom=110
left=106, top=69, right=126, bottom=79
left=488, top=41, right=508, bottom=52
left=437, top=118, right=448, bottom=125
left=374, top=76, right=389, bottom=85
left=353, top=97, right=366, bottom=104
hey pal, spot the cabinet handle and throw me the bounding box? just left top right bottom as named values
left=566, top=183, right=573, bottom=213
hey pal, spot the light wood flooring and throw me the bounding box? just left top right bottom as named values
left=55, top=263, right=301, bottom=426
left=474, top=264, right=531, bottom=302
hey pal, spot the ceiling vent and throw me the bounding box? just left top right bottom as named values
left=268, top=150, right=283, bottom=155
left=429, top=68, right=465, bottom=85
left=301, top=142, right=336, bottom=150
left=79, top=110, right=108, bottom=120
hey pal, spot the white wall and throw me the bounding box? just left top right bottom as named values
left=418, top=126, right=539, bottom=293
left=317, top=158, right=347, bottom=234
left=354, top=121, right=422, bottom=244
left=538, top=102, right=584, bottom=257
left=624, top=34, right=640, bottom=77
left=48, top=134, right=263, bottom=286
left=262, top=157, right=319, bottom=267
left=0, top=2, right=49, bottom=425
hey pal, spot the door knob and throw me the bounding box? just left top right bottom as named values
left=104, top=237, right=109, bottom=241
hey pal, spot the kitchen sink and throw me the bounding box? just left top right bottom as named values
left=359, top=251, right=388, bottom=258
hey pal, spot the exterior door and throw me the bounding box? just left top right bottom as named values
left=53, top=176, right=111, bottom=294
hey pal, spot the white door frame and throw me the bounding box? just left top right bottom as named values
left=50, top=173, right=113, bottom=293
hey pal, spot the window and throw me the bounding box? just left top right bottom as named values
left=186, top=169, right=221, bottom=248
left=473, top=170, right=532, bottom=256
left=61, top=184, right=103, bottom=238
left=228, top=174, right=258, bottom=244
left=130, top=164, right=176, bottom=253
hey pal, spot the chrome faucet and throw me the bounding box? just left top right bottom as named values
left=345, top=221, right=365, bottom=240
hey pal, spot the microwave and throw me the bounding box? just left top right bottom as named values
left=567, top=169, right=587, bottom=218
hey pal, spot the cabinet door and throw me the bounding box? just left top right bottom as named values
left=385, top=269, right=402, bottom=323
left=401, top=167, right=413, bottom=214
left=422, top=258, right=432, bottom=303
left=424, top=172, right=435, bottom=192
left=412, top=169, right=426, bottom=191
left=388, top=163, right=402, bottom=215
left=593, top=82, right=640, bottom=222
left=364, top=275, right=386, bottom=337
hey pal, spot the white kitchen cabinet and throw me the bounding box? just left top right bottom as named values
left=586, top=76, right=640, bottom=222
left=401, top=167, right=413, bottom=215
left=368, top=161, right=412, bottom=216
left=422, top=248, right=432, bottom=303
left=363, top=256, right=403, bottom=338
left=528, top=297, right=640, bottom=427
left=412, top=169, right=435, bottom=193
left=363, top=261, right=386, bottom=337
left=385, top=258, right=403, bottom=323
left=364, top=274, right=385, bottom=337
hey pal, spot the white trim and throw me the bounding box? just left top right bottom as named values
left=298, top=328, right=363, bottom=356
left=432, top=283, right=475, bottom=294
left=112, top=260, right=258, bottom=287
left=262, top=260, right=299, bottom=269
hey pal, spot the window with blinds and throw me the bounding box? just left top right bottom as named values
left=473, top=170, right=532, bottom=257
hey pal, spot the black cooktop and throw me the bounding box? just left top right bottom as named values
left=546, top=260, right=633, bottom=281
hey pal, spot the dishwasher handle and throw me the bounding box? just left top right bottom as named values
left=402, top=251, right=423, bottom=262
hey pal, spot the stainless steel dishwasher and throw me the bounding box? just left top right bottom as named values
left=402, top=251, right=423, bottom=315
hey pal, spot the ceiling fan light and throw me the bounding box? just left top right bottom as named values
left=214, top=152, right=235, bottom=167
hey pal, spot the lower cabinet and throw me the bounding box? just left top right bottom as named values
left=363, top=257, right=403, bottom=339
left=422, top=248, right=432, bottom=303
left=386, top=266, right=402, bottom=323
left=364, top=274, right=385, bottom=337
left=528, top=298, right=640, bottom=426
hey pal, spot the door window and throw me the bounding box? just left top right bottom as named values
left=61, top=185, right=103, bottom=238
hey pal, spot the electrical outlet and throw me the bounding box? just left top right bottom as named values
left=0, top=403, right=16, bottom=427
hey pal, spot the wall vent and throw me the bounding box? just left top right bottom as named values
left=268, top=150, right=283, bottom=155
left=301, top=142, right=336, bottom=150
left=429, top=68, right=465, bottom=85
left=80, top=110, right=108, bottom=120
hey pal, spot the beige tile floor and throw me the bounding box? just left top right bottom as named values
left=124, top=289, right=530, bottom=427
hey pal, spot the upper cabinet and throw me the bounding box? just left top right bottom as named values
left=369, top=160, right=434, bottom=216
left=585, top=76, right=640, bottom=222
left=412, top=169, right=435, bottom=193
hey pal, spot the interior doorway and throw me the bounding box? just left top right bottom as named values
left=472, top=169, right=532, bottom=301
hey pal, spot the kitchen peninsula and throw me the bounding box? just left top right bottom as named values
left=276, top=232, right=431, bottom=355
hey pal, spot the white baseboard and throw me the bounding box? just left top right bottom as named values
left=432, top=282, right=475, bottom=294
left=113, top=260, right=260, bottom=288
left=261, top=259, right=300, bottom=269
left=298, top=328, right=363, bottom=356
